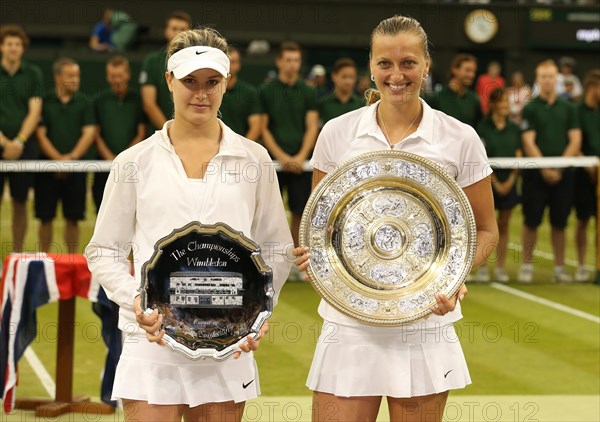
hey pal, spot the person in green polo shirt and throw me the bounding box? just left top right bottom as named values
left=93, top=55, right=145, bottom=211
left=427, top=53, right=483, bottom=128
left=220, top=46, right=261, bottom=140
left=259, top=41, right=319, bottom=255
left=519, top=60, right=582, bottom=283
left=475, top=88, right=522, bottom=283
left=139, top=10, right=191, bottom=134
left=0, top=25, right=43, bottom=252
left=574, top=69, right=600, bottom=282
left=35, top=58, right=96, bottom=254
left=318, top=57, right=363, bottom=126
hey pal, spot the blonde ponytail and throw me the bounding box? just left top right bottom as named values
left=364, top=88, right=381, bottom=105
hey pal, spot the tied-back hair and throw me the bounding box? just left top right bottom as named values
left=165, top=28, right=229, bottom=120
left=166, top=27, right=229, bottom=63
left=365, top=15, right=430, bottom=105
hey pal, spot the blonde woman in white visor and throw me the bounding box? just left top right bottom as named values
left=293, top=16, right=498, bottom=422
left=86, top=28, right=292, bottom=421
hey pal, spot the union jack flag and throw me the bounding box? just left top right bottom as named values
left=0, top=253, right=121, bottom=412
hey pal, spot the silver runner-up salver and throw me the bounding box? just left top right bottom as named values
left=300, top=151, right=476, bottom=326
left=140, top=222, right=273, bottom=360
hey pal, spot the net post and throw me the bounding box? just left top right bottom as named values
left=594, top=157, right=600, bottom=285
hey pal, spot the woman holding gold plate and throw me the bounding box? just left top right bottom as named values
left=294, top=15, right=498, bottom=422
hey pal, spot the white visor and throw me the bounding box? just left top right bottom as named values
left=167, top=46, right=230, bottom=79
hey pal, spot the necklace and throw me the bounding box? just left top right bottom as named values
left=378, top=105, right=421, bottom=145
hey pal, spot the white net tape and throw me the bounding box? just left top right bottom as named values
left=0, top=156, right=598, bottom=173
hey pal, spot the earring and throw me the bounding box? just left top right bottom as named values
left=423, top=74, right=429, bottom=80
left=370, top=74, right=375, bottom=82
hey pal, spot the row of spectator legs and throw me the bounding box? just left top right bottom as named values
left=1, top=200, right=79, bottom=255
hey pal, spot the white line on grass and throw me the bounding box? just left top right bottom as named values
left=24, top=347, right=55, bottom=398
left=490, top=282, right=600, bottom=324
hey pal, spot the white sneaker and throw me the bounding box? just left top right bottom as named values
left=494, top=268, right=510, bottom=283
left=574, top=266, right=590, bottom=283
left=518, top=264, right=534, bottom=283
left=553, top=267, right=573, bottom=283
left=469, top=267, right=490, bottom=283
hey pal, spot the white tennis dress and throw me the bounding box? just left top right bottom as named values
left=86, top=120, right=293, bottom=405
left=306, top=99, right=492, bottom=398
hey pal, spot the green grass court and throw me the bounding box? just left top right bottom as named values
left=0, top=197, right=599, bottom=421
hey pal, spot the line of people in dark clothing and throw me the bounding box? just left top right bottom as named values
left=1, top=18, right=599, bottom=283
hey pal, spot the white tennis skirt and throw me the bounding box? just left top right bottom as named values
left=306, top=321, right=471, bottom=398
left=112, top=334, right=260, bottom=407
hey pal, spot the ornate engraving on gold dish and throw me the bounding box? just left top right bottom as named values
left=300, top=151, right=476, bottom=325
